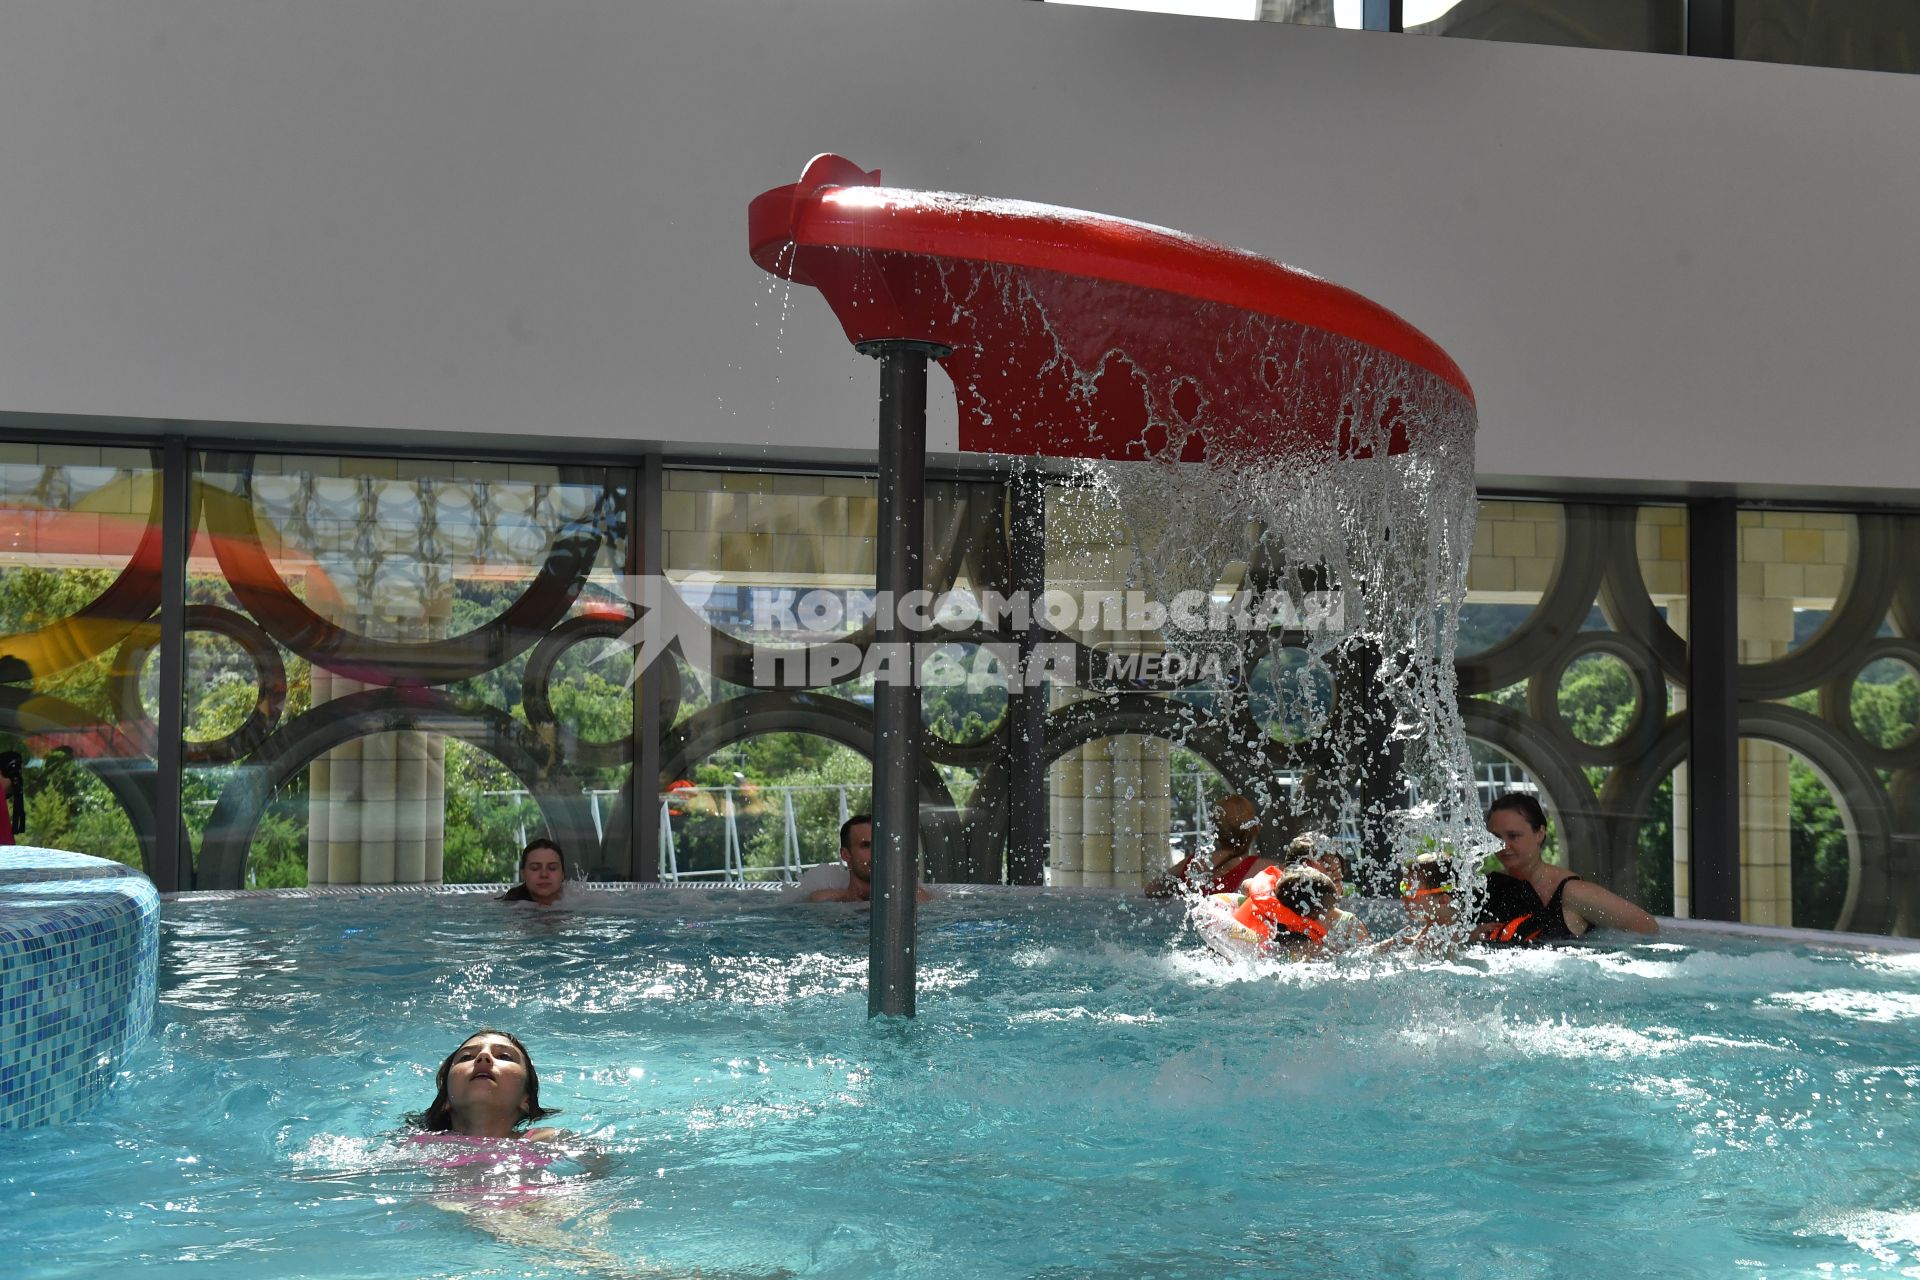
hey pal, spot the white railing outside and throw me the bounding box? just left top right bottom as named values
left=481, top=764, right=1540, bottom=884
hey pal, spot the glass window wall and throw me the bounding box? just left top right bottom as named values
left=1458, top=500, right=1686, bottom=917
left=182, top=451, right=633, bottom=889
left=1737, top=509, right=1920, bottom=934
left=5, top=434, right=1917, bottom=937
left=1735, top=1, right=1919, bottom=73
left=1405, top=0, right=1683, bottom=52
left=0, top=443, right=164, bottom=873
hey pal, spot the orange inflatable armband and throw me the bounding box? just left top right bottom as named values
left=1228, top=868, right=1328, bottom=946
left=1230, top=866, right=1284, bottom=940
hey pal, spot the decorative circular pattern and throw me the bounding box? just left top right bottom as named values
left=521, top=615, right=638, bottom=768
left=107, top=605, right=288, bottom=765
left=1453, top=503, right=1608, bottom=697
left=1734, top=702, right=1896, bottom=934
left=1820, top=637, right=1920, bottom=769
left=658, top=690, right=964, bottom=875
left=196, top=687, right=602, bottom=890
left=0, top=465, right=177, bottom=684
left=919, top=642, right=1010, bottom=749
left=46, top=455, right=1915, bottom=911
left=0, top=682, right=169, bottom=879
left=1556, top=652, right=1639, bottom=747
left=1525, top=632, right=1665, bottom=768
left=1737, top=515, right=1898, bottom=703
left=1595, top=505, right=1687, bottom=685
left=695, top=498, right=975, bottom=690
left=1851, top=655, right=1920, bottom=751
left=196, top=454, right=615, bottom=686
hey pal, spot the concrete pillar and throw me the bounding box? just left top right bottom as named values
left=303, top=466, right=464, bottom=886
left=1640, top=508, right=1690, bottom=917
left=1042, top=491, right=1174, bottom=889
left=1049, top=739, right=1084, bottom=886
left=1727, top=511, right=1855, bottom=926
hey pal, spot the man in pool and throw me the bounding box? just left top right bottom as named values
left=792, top=814, right=935, bottom=903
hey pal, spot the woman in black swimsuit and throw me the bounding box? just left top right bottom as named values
left=1477, top=793, right=1659, bottom=942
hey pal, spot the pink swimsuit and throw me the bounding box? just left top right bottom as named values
left=407, top=1132, right=568, bottom=1205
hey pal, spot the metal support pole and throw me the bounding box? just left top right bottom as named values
left=630, top=455, right=664, bottom=881
left=860, top=339, right=946, bottom=1018
left=1688, top=497, right=1741, bottom=920
left=1361, top=0, right=1403, bottom=32
left=153, top=438, right=190, bottom=891
left=1685, top=0, right=1734, bottom=58
left=1006, top=469, right=1048, bottom=885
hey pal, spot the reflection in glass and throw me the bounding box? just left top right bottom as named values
left=1850, top=658, right=1919, bottom=751
left=662, top=736, right=870, bottom=883
left=1735, top=0, right=1919, bottom=73
left=1461, top=500, right=1685, bottom=913
left=1557, top=652, right=1638, bottom=748
left=0, top=445, right=163, bottom=872
left=184, top=453, right=632, bottom=888
left=1406, top=0, right=1681, bottom=51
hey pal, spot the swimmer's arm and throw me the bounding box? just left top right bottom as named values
left=805, top=888, right=843, bottom=902
left=915, top=884, right=937, bottom=903
left=1563, top=881, right=1659, bottom=935
left=521, top=1126, right=563, bottom=1142
left=1232, top=862, right=1280, bottom=895
left=1145, top=860, right=1190, bottom=898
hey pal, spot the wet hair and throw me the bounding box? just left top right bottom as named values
left=1277, top=866, right=1336, bottom=923
left=840, top=814, right=872, bottom=853
left=1486, top=791, right=1548, bottom=832
left=1286, top=832, right=1349, bottom=882
left=1403, top=851, right=1453, bottom=894
left=1213, top=795, right=1261, bottom=855
left=406, top=1029, right=561, bottom=1132
left=1268, top=867, right=1337, bottom=954
left=499, top=838, right=566, bottom=902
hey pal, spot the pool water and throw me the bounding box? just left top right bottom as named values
left=5, top=887, right=1920, bottom=1279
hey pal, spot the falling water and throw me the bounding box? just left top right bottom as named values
left=938, top=253, right=1489, bottom=916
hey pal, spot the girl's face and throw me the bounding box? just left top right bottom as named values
left=1486, top=809, right=1547, bottom=872
left=446, top=1034, right=531, bottom=1119
left=522, top=849, right=565, bottom=903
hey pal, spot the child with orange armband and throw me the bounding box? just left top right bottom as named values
left=1224, top=864, right=1339, bottom=959
left=1384, top=851, right=1462, bottom=954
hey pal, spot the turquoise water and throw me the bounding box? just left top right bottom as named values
left=5, top=887, right=1920, bottom=1279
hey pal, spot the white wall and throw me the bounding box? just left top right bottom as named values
left=0, top=1, right=1914, bottom=496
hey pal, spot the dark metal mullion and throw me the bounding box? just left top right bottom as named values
left=1361, top=0, right=1403, bottom=33
left=1006, top=470, right=1048, bottom=886
left=1687, top=497, right=1740, bottom=920
left=154, top=438, right=191, bottom=891
left=633, top=456, right=663, bottom=882
left=1685, top=0, right=1734, bottom=59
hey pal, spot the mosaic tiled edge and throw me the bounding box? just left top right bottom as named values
left=0, top=848, right=159, bottom=1129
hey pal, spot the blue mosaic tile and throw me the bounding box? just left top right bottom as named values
left=0, top=847, right=159, bottom=1129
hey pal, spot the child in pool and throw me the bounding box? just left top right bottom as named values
left=400, top=1031, right=787, bottom=1279
left=408, top=1029, right=563, bottom=1141
left=1227, top=864, right=1339, bottom=959
left=1285, top=833, right=1370, bottom=947
left=1388, top=852, right=1460, bottom=953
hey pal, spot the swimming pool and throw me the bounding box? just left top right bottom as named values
left=4, top=887, right=1919, bottom=1279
